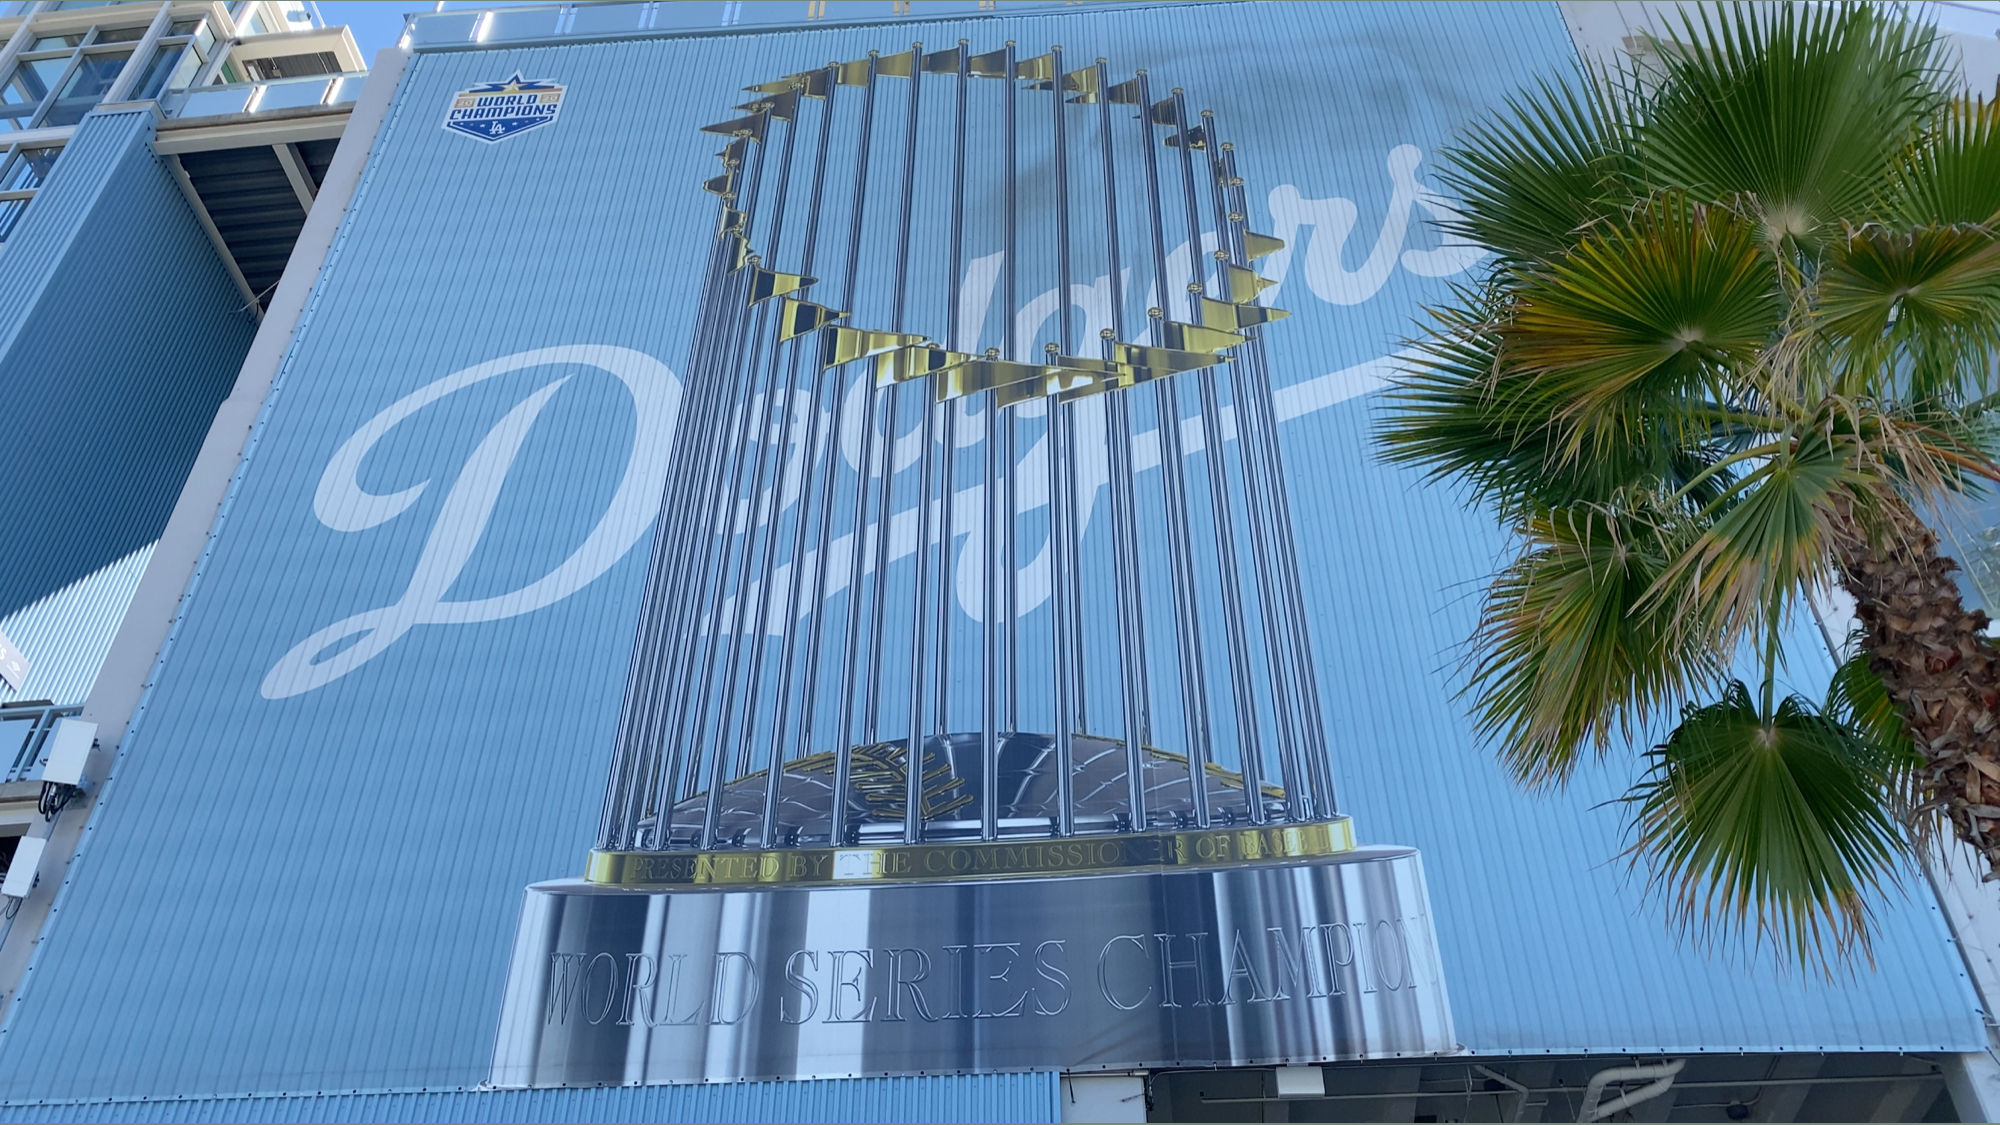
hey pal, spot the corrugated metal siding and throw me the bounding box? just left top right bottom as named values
left=0, top=1, right=1979, bottom=1110
left=0, top=106, right=256, bottom=673
left=0, top=1073, right=1060, bottom=1123
left=0, top=545, right=152, bottom=707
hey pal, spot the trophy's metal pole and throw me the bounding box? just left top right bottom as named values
left=1094, top=57, right=1152, bottom=829
left=1134, top=71, right=1210, bottom=829
left=648, top=129, right=773, bottom=838
left=891, top=42, right=932, bottom=846
left=757, top=83, right=841, bottom=847
left=598, top=213, right=733, bottom=849
left=718, top=104, right=805, bottom=782
left=794, top=63, right=880, bottom=846
left=1221, top=141, right=1337, bottom=814
left=1001, top=40, right=1020, bottom=750
left=1200, top=111, right=1305, bottom=819
left=646, top=263, right=754, bottom=832
left=930, top=42, right=972, bottom=791
left=977, top=42, right=1002, bottom=843
left=830, top=55, right=884, bottom=849
left=991, top=40, right=1020, bottom=839
left=613, top=131, right=775, bottom=847
left=867, top=47, right=926, bottom=758
left=1047, top=44, right=1077, bottom=834
left=1169, top=87, right=1264, bottom=824
left=698, top=119, right=797, bottom=845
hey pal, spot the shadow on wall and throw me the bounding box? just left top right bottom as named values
left=0, top=114, right=257, bottom=620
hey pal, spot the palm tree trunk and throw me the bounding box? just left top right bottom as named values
left=1831, top=498, right=2000, bottom=878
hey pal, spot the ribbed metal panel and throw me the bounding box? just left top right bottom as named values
left=0, top=1072, right=1060, bottom=1124
left=0, top=105, right=256, bottom=681
left=0, top=1, right=1979, bottom=1110
left=0, top=545, right=152, bottom=708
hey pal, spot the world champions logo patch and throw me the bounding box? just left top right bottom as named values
left=444, top=74, right=565, bottom=143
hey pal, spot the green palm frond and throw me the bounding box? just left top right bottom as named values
left=1434, top=68, right=1640, bottom=266
left=1886, top=98, right=2000, bottom=226
left=1466, top=500, right=1721, bottom=785
left=1820, top=223, right=2000, bottom=399
left=1659, top=426, right=1866, bottom=641
left=1383, top=296, right=1755, bottom=513
left=1623, top=681, right=1910, bottom=971
left=1504, top=193, right=1781, bottom=447
left=1826, top=650, right=1919, bottom=768
left=1640, top=2, right=1949, bottom=240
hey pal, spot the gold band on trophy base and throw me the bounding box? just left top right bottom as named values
left=585, top=817, right=1356, bottom=888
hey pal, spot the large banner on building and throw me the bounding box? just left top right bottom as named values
left=0, top=0, right=1980, bottom=1101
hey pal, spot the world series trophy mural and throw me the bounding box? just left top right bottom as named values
left=492, top=41, right=1455, bottom=1084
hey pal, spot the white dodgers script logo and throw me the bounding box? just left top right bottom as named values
left=260, top=346, right=679, bottom=700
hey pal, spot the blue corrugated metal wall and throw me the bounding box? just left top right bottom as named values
left=0, top=1072, right=1061, bottom=1124
left=0, top=2, right=1981, bottom=1116
left=0, top=546, right=151, bottom=707
left=0, top=107, right=257, bottom=701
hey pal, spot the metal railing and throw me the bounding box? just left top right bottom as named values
left=402, top=1, right=1133, bottom=50
left=0, top=701, right=79, bottom=785
left=159, top=70, right=367, bottom=121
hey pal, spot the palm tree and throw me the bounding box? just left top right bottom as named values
left=1378, top=1, right=2000, bottom=966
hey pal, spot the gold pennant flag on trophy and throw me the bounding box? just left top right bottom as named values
left=1110, top=343, right=1226, bottom=374
left=747, top=267, right=815, bottom=304
left=939, top=355, right=1058, bottom=402
left=735, top=87, right=802, bottom=121
left=715, top=137, right=749, bottom=166
left=1105, top=76, right=1144, bottom=105
left=795, top=68, right=834, bottom=98
left=743, top=73, right=804, bottom=95
left=1147, top=96, right=1180, bottom=126
left=967, top=46, right=1010, bottom=77
left=874, top=345, right=969, bottom=387
left=1057, top=369, right=1153, bottom=403
left=701, top=113, right=768, bottom=142
left=832, top=57, right=874, bottom=85
left=718, top=208, right=747, bottom=235
left=1159, top=319, right=1246, bottom=353
left=988, top=363, right=1104, bottom=407
left=1028, top=64, right=1099, bottom=102
left=1014, top=52, right=1058, bottom=82
left=1198, top=297, right=1289, bottom=332
left=875, top=49, right=918, bottom=78
left=820, top=326, right=928, bottom=369
left=777, top=298, right=844, bottom=340
left=1165, top=124, right=1209, bottom=150
left=1061, top=66, right=1101, bottom=103
left=1222, top=263, right=1277, bottom=303
left=922, top=44, right=965, bottom=73
left=1242, top=231, right=1286, bottom=260
left=703, top=171, right=735, bottom=197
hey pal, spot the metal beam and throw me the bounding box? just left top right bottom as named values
left=153, top=111, right=348, bottom=154
left=101, top=2, right=175, bottom=106
left=162, top=151, right=262, bottom=316
left=270, top=140, right=314, bottom=211
left=1868, top=1077, right=1937, bottom=1122
left=1749, top=1055, right=1821, bottom=1122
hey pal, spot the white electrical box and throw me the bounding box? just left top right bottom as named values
left=2, top=835, right=45, bottom=899
left=39, top=718, right=94, bottom=789
left=1275, top=1066, right=1327, bottom=1099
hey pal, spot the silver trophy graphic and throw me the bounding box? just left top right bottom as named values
left=493, top=42, right=1454, bottom=1085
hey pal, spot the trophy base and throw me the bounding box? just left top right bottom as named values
left=490, top=844, right=1456, bottom=1086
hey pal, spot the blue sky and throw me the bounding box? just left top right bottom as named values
left=316, top=1, right=546, bottom=58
